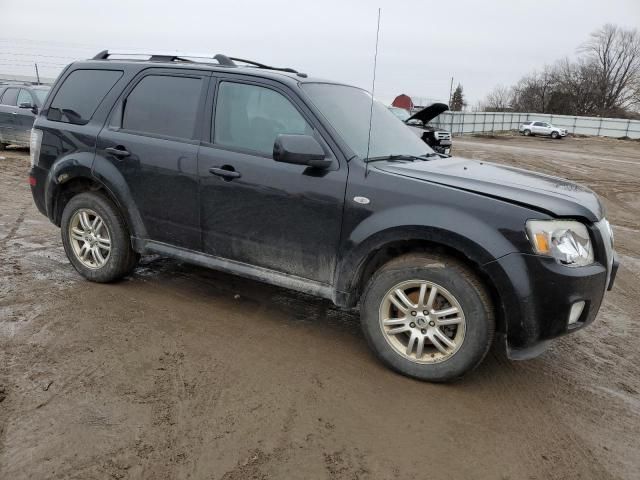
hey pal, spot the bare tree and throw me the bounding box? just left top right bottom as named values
left=581, top=24, right=640, bottom=113
left=482, top=85, right=513, bottom=112
left=510, top=67, right=557, bottom=113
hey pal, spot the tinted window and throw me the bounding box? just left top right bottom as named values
left=48, top=69, right=122, bottom=125
left=214, top=82, right=312, bottom=155
left=534, top=122, right=544, bottom=126
left=17, top=89, right=32, bottom=106
left=122, top=75, right=203, bottom=139
left=1, top=88, right=19, bottom=106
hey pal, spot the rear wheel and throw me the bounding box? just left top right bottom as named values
left=360, top=253, right=494, bottom=382
left=61, top=192, right=138, bottom=282
left=523, top=129, right=531, bottom=136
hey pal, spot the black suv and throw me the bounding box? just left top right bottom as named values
left=29, top=51, right=618, bottom=382
left=0, top=83, right=50, bottom=149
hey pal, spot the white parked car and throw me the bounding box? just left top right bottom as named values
left=519, top=121, right=567, bottom=139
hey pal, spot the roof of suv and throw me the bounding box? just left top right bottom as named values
left=73, top=51, right=339, bottom=87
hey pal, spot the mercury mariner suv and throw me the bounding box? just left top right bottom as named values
left=29, top=51, right=618, bottom=382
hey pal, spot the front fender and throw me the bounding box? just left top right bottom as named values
left=333, top=203, right=532, bottom=303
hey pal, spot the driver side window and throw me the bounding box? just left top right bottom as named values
left=214, top=82, right=312, bottom=155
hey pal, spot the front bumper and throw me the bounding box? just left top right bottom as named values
left=483, top=251, right=615, bottom=359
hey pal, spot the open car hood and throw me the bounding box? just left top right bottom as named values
left=407, top=103, right=449, bottom=124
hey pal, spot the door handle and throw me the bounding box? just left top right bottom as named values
left=209, top=166, right=241, bottom=180
left=105, top=146, right=131, bottom=158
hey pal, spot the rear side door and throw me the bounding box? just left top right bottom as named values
left=197, top=77, right=347, bottom=284
left=532, top=122, right=545, bottom=135
left=0, top=87, right=19, bottom=144
left=97, top=69, right=209, bottom=250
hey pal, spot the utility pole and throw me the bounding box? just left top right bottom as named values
left=448, top=76, right=454, bottom=105
left=34, top=63, right=41, bottom=85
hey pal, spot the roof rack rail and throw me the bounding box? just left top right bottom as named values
left=227, top=57, right=299, bottom=74
left=91, top=50, right=307, bottom=77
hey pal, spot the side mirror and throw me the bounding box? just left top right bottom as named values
left=19, top=102, right=33, bottom=109
left=273, top=134, right=332, bottom=169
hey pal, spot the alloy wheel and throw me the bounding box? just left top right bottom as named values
left=68, top=208, right=111, bottom=269
left=378, top=280, right=466, bottom=364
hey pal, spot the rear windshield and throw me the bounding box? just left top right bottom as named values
left=47, top=69, right=122, bottom=125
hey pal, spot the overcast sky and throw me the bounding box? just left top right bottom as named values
left=1, top=0, right=639, bottom=107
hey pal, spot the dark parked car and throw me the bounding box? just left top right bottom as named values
left=0, top=83, right=50, bottom=149
left=389, top=103, right=452, bottom=155
left=29, top=51, right=618, bottom=382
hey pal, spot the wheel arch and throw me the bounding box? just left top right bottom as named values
left=47, top=156, right=147, bottom=243
left=333, top=227, right=507, bottom=334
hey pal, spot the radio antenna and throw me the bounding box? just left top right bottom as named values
left=364, top=8, right=381, bottom=177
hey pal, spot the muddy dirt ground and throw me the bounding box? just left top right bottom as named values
left=1, top=136, right=639, bottom=479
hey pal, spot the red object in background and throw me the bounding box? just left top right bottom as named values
left=28, top=176, right=37, bottom=186
left=391, top=94, right=414, bottom=111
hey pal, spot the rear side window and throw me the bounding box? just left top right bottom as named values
left=1, top=88, right=19, bottom=106
left=121, top=75, right=203, bottom=140
left=48, top=69, right=122, bottom=125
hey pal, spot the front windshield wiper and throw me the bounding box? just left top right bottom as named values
left=365, top=153, right=439, bottom=163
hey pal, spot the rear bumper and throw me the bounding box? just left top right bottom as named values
left=483, top=252, right=614, bottom=359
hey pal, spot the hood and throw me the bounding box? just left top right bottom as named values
left=375, top=157, right=604, bottom=221
left=407, top=103, right=449, bottom=124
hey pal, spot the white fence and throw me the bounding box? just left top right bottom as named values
left=429, top=112, right=640, bottom=139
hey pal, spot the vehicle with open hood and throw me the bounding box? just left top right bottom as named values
left=29, top=51, right=618, bottom=382
left=389, top=103, right=452, bottom=154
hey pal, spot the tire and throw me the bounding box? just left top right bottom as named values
left=61, top=191, right=138, bottom=282
left=0, top=143, right=7, bottom=151
left=360, top=253, right=494, bottom=382
left=523, top=129, right=531, bottom=136
left=551, top=131, right=559, bottom=139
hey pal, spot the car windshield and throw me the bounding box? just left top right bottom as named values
left=388, top=107, right=411, bottom=121
left=32, top=88, right=50, bottom=105
left=302, top=83, right=433, bottom=159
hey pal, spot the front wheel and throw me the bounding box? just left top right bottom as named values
left=61, top=192, right=138, bottom=282
left=360, top=253, right=494, bottom=382
left=551, top=131, right=559, bottom=139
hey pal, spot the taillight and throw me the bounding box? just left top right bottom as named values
left=30, top=128, right=43, bottom=167
left=28, top=175, right=37, bottom=186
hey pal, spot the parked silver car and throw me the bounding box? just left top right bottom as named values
left=519, top=121, right=567, bottom=139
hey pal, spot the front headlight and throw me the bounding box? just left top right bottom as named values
left=526, top=220, right=594, bottom=267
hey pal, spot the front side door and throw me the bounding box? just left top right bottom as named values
left=97, top=70, right=209, bottom=250
left=197, top=78, right=347, bottom=284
